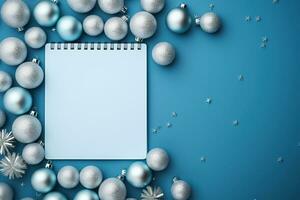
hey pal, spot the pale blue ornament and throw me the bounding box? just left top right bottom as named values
left=34, top=1, right=60, bottom=27
left=126, top=162, right=152, bottom=188
left=57, top=16, right=82, bottom=41
left=74, top=190, right=99, bottom=200
left=31, top=168, right=56, bottom=193
left=43, top=192, right=67, bottom=200
left=3, top=87, right=32, bottom=115
left=166, top=3, right=191, bottom=34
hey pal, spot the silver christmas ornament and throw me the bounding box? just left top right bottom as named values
left=104, top=16, right=128, bottom=41
left=21, top=198, right=34, bottom=200
left=195, top=12, right=221, bottom=33
left=57, top=166, right=80, bottom=189
left=0, top=153, right=27, bottom=179
left=0, top=37, right=27, bottom=66
left=43, top=192, right=67, bottom=200
left=56, top=16, right=83, bottom=41
left=0, top=0, right=30, bottom=30
left=0, top=182, right=13, bottom=200
left=83, top=15, right=104, bottom=36
left=146, top=148, right=169, bottom=171
left=0, top=110, right=5, bottom=128
left=22, top=143, right=45, bottom=165
left=98, top=178, right=127, bottom=200
left=98, top=0, right=125, bottom=14
left=166, top=3, right=192, bottom=34
left=24, top=27, right=47, bottom=49
left=171, top=178, right=192, bottom=200
left=67, top=0, right=96, bottom=13
left=141, top=186, right=164, bottom=200
left=31, top=168, right=56, bottom=193
left=0, top=130, right=15, bottom=155
left=152, top=42, right=176, bottom=66
left=140, top=0, right=165, bottom=14
left=12, top=112, right=42, bottom=143
left=0, top=71, right=12, bottom=92
left=74, top=190, right=99, bottom=200
left=80, top=166, right=103, bottom=189
left=3, top=87, right=32, bottom=115
left=34, top=0, right=60, bottom=27
left=126, top=162, right=152, bottom=188
left=130, top=11, right=157, bottom=41
left=15, top=59, right=44, bottom=89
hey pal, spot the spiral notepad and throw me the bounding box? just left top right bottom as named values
left=45, top=43, right=147, bottom=159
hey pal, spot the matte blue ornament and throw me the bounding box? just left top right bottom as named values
left=74, top=189, right=99, bottom=200
left=126, top=161, right=152, bottom=188
left=43, top=192, right=67, bottom=200
left=31, top=168, right=56, bottom=193
left=56, top=16, right=82, bottom=41
left=34, top=1, right=60, bottom=27
left=3, top=87, right=32, bottom=115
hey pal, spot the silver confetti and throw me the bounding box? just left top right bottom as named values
left=245, top=16, right=251, bottom=22
left=233, top=120, right=239, bottom=126
left=238, top=75, right=244, bottom=81
left=200, top=156, right=206, bottom=163
left=209, top=3, right=215, bottom=10
left=255, top=16, right=262, bottom=22
left=205, top=97, right=212, bottom=104
left=166, top=122, right=172, bottom=128
left=277, top=157, right=284, bottom=163
left=171, top=112, right=177, bottom=118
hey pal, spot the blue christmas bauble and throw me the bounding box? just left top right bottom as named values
left=3, top=87, right=32, bottom=115
left=74, top=190, right=99, bottom=200
left=34, top=1, right=60, bottom=27
left=126, top=162, right=152, bottom=188
left=57, top=16, right=82, bottom=41
left=43, top=192, right=67, bottom=200
left=31, top=168, right=56, bottom=193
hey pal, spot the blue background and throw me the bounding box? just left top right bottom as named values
left=0, top=0, right=300, bottom=199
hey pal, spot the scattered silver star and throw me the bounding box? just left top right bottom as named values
left=0, top=129, right=15, bottom=155
left=171, top=112, right=178, bottom=118
left=200, top=156, right=206, bottom=163
left=245, top=16, right=251, bottom=22
left=0, top=153, right=27, bottom=179
left=209, top=3, right=215, bottom=10
left=255, top=16, right=262, bottom=22
left=262, top=36, right=268, bottom=43
left=205, top=97, right=212, bottom=104
left=166, top=122, right=172, bottom=128
left=141, top=186, right=164, bottom=200
left=152, top=126, right=161, bottom=134
left=238, top=74, right=244, bottom=81
left=260, top=43, right=267, bottom=48
left=277, top=157, right=284, bottom=163
left=233, top=120, right=239, bottom=126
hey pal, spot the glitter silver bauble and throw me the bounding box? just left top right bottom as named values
left=0, top=71, right=12, bottom=92
left=130, top=11, right=157, bottom=41
left=15, top=59, right=44, bottom=89
left=166, top=3, right=192, bottom=34
left=67, top=0, right=96, bottom=13
left=24, top=27, right=47, bottom=49
left=3, top=87, right=32, bottom=115
left=74, top=190, right=99, bottom=200
left=104, top=16, right=128, bottom=41
left=43, top=192, right=67, bottom=200
left=80, top=166, right=103, bottom=189
left=146, top=148, right=169, bottom=171
left=34, top=1, right=60, bottom=27
left=83, top=15, right=104, bottom=36
left=152, top=42, right=176, bottom=66
left=126, top=162, right=152, bottom=188
left=0, top=109, right=6, bottom=128
left=12, top=113, right=42, bottom=143
left=31, top=168, right=56, bottom=193
left=22, top=143, right=45, bottom=165
left=0, top=0, right=30, bottom=30
left=57, top=16, right=83, bottom=41
left=57, top=166, right=80, bottom=189
left=140, top=0, right=165, bottom=14
left=0, top=182, right=13, bottom=200
left=196, top=12, right=221, bottom=33
left=98, top=0, right=124, bottom=14
left=0, top=37, right=27, bottom=66
left=171, top=178, right=192, bottom=200
left=98, top=178, right=127, bottom=200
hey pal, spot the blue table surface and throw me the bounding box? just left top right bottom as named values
left=0, top=0, right=300, bottom=199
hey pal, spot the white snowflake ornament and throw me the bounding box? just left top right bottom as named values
left=141, top=186, right=164, bottom=200
left=0, top=129, right=15, bottom=155
left=0, top=153, right=27, bottom=179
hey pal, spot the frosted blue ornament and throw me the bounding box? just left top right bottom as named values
left=74, top=190, right=99, bottom=200
left=34, top=1, right=60, bottom=27
left=126, top=161, right=152, bottom=188
left=43, top=192, right=67, bottom=200
left=3, top=87, right=32, bottom=115
left=57, top=16, right=82, bottom=41
left=166, top=3, right=192, bottom=34
left=31, top=168, right=56, bottom=193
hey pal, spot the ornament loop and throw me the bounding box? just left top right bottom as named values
left=32, top=58, right=40, bottom=64
left=45, top=160, right=53, bottom=169
left=29, top=110, right=38, bottom=117
left=180, top=3, right=187, bottom=9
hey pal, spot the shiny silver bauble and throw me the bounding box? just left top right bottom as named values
left=0, top=37, right=27, bottom=66
left=4, top=87, right=32, bottom=115
left=197, top=12, right=221, bottom=33
left=140, top=0, right=165, bottom=14
left=12, top=114, right=42, bottom=143
left=24, top=27, right=47, bottom=49
left=98, top=178, right=127, bottom=200
left=146, top=147, right=170, bottom=171
left=0, top=182, right=13, bottom=200
left=56, top=16, right=82, bottom=41
left=130, top=11, right=157, bottom=41
left=57, top=166, right=80, bottom=189
left=34, top=1, right=60, bottom=27
left=171, top=179, right=192, bottom=200
left=0, top=71, right=12, bottom=92
left=22, top=143, right=44, bottom=165
left=104, top=17, right=128, bottom=41
left=15, top=60, right=44, bottom=89
left=31, top=168, right=56, bottom=193
left=43, top=192, right=67, bottom=200
left=21, top=198, right=34, bottom=200
left=83, top=15, right=104, bottom=36
left=166, top=3, right=192, bottom=34
left=0, top=109, right=6, bottom=128
left=67, top=0, right=96, bottom=13
left=98, top=0, right=124, bottom=14
left=80, top=166, right=103, bottom=189
left=74, top=190, right=99, bottom=200
left=152, top=42, right=176, bottom=66
left=126, top=162, right=152, bottom=188
left=0, top=0, right=30, bottom=29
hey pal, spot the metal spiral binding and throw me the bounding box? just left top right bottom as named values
left=49, top=43, right=142, bottom=50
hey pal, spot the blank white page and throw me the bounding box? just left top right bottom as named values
left=45, top=43, right=147, bottom=159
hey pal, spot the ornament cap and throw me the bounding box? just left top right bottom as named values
left=180, top=3, right=187, bottom=9
left=51, top=0, right=59, bottom=4
left=39, top=140, right=45, bottom=147
left=135, top=37, right=144, bottom=43
left=173, top=176, right=179, bottom=183
left=117, top=169, right=126, bottom=181
left=120, top=6, right=128, bottom=14
left=17, top=27, right=24, bottom=32
left=32, top=58, right=40, bottom=65
left=45, top=160, right=53, bottom=169
left=30, top=110, right=38, bottom=117
left=121, top=15, right=129, bottom=22
left=194, top=15, right=201, bottom=25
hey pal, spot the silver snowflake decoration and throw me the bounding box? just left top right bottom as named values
left=0, top=129, right=15, bottom=155
left=141, top=186, right=164, bottom=200
left=0, top=153, right=27, bottom=179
